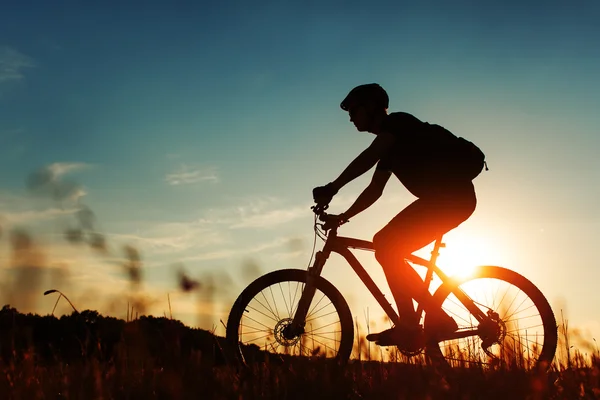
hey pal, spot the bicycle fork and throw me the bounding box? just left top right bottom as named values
left=284, top=250, right=329, bottom=339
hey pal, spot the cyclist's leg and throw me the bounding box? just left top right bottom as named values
left=373, top=184, right=477, bottom=324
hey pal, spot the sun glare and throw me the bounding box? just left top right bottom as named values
left=434, top=233, right=497, bottom=279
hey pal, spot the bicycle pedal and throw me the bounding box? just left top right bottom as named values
left=366, top=326, right=424, bottom=348
left=366, top=333, right=381, bottom=342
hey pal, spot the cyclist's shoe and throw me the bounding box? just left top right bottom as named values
left=366, top=322, right=424, bottom=348
left=425, top=309, right=458, bottom=340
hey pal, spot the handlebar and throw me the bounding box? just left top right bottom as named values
left=311, top=204, right=349, bottom=231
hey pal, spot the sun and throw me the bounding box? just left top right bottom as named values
left=434, top=232, right=497, bottom=279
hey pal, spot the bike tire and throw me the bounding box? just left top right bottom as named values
left=226, top=269, right=354, bottom=365
left=425, top=266, right=557, bottom=370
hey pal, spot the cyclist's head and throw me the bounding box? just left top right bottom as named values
left=340, top=83, right=388, bottom=113
left=340, top=83, right=388, bottom=133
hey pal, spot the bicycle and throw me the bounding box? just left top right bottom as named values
left=226, top=205, right=557, bottom=369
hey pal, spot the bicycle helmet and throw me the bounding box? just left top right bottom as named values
left=340, top=83, right=389, bottom=111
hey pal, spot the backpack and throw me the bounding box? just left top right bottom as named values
left=427, top=123, right=488, bottom=180
left=454, top=136, right=488, bottom=180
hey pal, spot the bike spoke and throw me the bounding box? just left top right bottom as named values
left=306, top=302, right=335, bottom=321
left=245, top=332, right=274, bottom=344
left=496, top=287, right=510, bottom=316
left=306, top=309, right=339, bottom=324
left=268, top=342, right=281, bottom=353
left=305, top=320, right=341, bottom=333
left=259, top=291, right=279, bottom=320
left=241, top=315, right=274, bottom=332
left=309, top=332, right=341, bottom=344
left=505, top=332, right=546, bottom=343
left=268, top=286, right=281, bottom=320
left=246, top=304, right=280, bottom=323
left=504, top=303, right=539, bottom=321
left=306, top=293, right=327, bottom=319
left=506, top=323, right=545, bottom=334
left=503, top=290, right=526, bottom=320
left=279, top=282, right=291, bottom=317
left=302, top=335, right=339, bottom=355
left=239, top=324, right=271, bottom=335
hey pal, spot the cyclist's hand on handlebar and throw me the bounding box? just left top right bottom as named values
left=312, top=182, right=338, bottom=207
left=321, top=213, right=348, bottom=231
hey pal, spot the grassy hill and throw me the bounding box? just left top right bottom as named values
left=0, top=305, right=597, bottom=399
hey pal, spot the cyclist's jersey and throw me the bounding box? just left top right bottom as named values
left=376, top=112, right=473, bottom=198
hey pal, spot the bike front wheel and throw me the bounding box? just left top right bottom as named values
left=226, top=269, right=354, bottom=364
left=425, top=266, right=557, bottom=370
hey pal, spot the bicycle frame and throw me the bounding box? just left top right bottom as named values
left=290, top=224, right=489, bottom=339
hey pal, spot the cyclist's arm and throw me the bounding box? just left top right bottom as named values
left=341, top=168, right=391, bottom=220
left=331, top=131, right=395, bottom=192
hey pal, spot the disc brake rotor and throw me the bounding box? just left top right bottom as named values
left=274, top=318, right=302, bottom=347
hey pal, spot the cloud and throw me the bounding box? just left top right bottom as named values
left=1, top=208, right=77, bottom=226
left=246, top=237, right=292, bottom=252
left=230, top=196, right=309, bottom=229
left=114, top=197, right=307, bottom=263
left=0, top=191, right=81, bottom=231
left=230, top=206, right=307, bottom=229
left=271, top=250, right=303, bottom=260
left=0, top=46, right=35, bottom=83
left=47, top=162, right=91, bottom=179
left=27, top=162, right=92, bottom=203
left=179, top=250, right=237, bottom=262
left=178, top=237, right=302, bottom=264
left=27, top=162, right=91, bottom=187
left=165, top=165, right=218, bottom=186
left=107, top=223, right=226, bottom=255
left=197, top=196, right=309, bottom=229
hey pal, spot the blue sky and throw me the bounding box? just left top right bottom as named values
left=1, top=1, right=599, bottom=341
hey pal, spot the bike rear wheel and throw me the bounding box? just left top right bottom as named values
left=425, top=266, right=557, bottom=370
left=226, top=269, right=354, bottom=364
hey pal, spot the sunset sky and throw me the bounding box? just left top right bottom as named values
left=1, top=1, right=598, bottom=341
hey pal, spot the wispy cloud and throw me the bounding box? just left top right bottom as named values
left=47, top=162, right=91, bottom=179
left=27, top=162, right=92, bottom=203
left=0, top=208, right=77, bottom=226
left=179, top=250, right=237, bottom=262
left=0, top=190, right=81, bottom=229
left=107, top=222, right=226, bottom=255
left=0, top=46, right=35, bottom=83
left=197, top=196, right=310, bottom=229
left=229, top=196, right=310, bottom=229
left=100, top=202, right=305, bottom=263
left=179, top=237, right=300, bottom=263
left=230, top=206, right=307, bottom=229
left=271, top=250, right=303, bottom=260
left=165, top=165, right=218, bottom=186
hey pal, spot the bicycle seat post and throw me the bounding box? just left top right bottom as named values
left=416, top=236, right=445, bottom=319
left=429, top=236, right=445, bottom=268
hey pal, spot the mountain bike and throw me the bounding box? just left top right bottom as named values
left=226, top=206, right=557, bottom=369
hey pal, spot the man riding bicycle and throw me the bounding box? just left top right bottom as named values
left=313, top=83, right=483, bottom=346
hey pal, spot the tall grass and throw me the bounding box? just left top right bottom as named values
left=0, top=306, right=598, bottom=399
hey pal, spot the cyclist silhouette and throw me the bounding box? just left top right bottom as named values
left=313, top=83, right=479, bottom=346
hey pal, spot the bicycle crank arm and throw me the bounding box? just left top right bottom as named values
left=433, top=328, right=480, bottom=341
